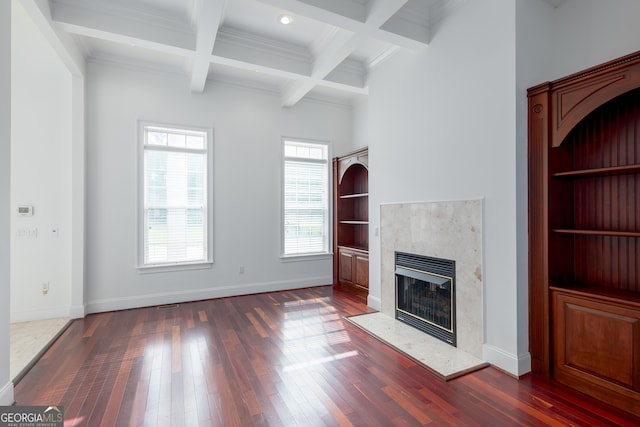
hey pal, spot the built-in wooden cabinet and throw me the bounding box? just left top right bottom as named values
left=333, top=148, right=369, bottom=293
left=337, top=247, right=369, bottom=289
left=551, top=287, right=640, bottom=414
left=528, top=51, right=640, bottom=416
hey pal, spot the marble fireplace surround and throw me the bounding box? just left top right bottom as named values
left=349, top=199, right=486, bottom=379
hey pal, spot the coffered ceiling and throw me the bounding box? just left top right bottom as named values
left=23, top=0, right=568, bottom=106
left=25, top=0, right=450, bottom=106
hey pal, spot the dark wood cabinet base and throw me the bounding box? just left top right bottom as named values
left=552, top=287, right=640, bottom=416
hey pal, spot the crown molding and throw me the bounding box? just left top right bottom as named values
left=87, top=50, right=357, bottom=108
left=217, top=25, right=311, bottom=65
left=303, top=93, right=354, bottom=109
left=208, top=72, right=355, bottom=108
left=310, top=25, right=342, bottom=60
left=87, top=51, right=185, bottom=78
left=71, top=35, right=92, bottom=58
left=336, top=57, right=365, bottom=76
left=369, top=46, right=398, bottom=70
left=52, top=0, right=193, bottom=36
left=394, top=4, right=430, bottom=28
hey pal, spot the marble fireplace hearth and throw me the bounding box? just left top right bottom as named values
left=348, top=199, right=486, bottom=380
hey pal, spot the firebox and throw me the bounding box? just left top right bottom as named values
left=395, top=252, right=456, bottom=346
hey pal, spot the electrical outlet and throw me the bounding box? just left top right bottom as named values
left=42, top=282, right=49, bottom=295
left=239, top=265, right=245, bottom=274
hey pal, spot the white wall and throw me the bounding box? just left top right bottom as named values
left=10, top=3, right=73, bottom=322
left=549, top=0, right=640, bottom=82
left=367, top=0, right=523, bottom=374
left=351, top=96, right=369, bottom=151
left=514, top=0, right=556, bottom=372
left=85, top=61, right=353, bottom=312
left=0, top=0, right=12, bottom=406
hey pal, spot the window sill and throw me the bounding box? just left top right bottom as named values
left=280, top=253, right=332, bottom=263
left=138, top=261, right=214, bottom=274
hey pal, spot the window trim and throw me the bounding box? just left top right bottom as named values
left=136, top=120, right=214, bottom=273
left=280, top=137, right=333, bottom=260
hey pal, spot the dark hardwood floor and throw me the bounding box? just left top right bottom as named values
left=14, top=286, right=640, bottom=426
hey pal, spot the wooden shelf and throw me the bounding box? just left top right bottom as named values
left=337, top=244, right=368, bottom=253
left=553, top=164, right=640, bottom=178
left=552, top=229, right=640, bottom=237
left=339, top=193, right=368, bottom=199
left=550, top=283, right=640, bottom=308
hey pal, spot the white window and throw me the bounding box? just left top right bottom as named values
left=282, top=139, right=330, bottom=256
left=138, top=122, right=213, bottom=270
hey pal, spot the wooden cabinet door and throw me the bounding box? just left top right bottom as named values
left=339, top=249, right=354, bottom=284
left=552, top=290, right=640, bottom=414
left=355, top=254, right=369, bottom=289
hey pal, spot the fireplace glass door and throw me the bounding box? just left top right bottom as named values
left=395, top=252, right=456, bottom=346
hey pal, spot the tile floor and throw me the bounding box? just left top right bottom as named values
left=10, top=317, right=70, bottom=381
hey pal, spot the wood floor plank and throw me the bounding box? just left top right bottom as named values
left=13, top=286, right=640, bottom=426
left=99, top=356, right=132, bottom=427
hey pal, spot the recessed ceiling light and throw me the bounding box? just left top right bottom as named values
left=279, top=14, right=293, bottom=25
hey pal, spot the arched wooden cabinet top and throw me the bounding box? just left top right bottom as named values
left=336, top=147, right=368, bottom=185
left=529, top=50, right=640, bottom=148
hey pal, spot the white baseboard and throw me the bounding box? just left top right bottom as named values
left=10, top=306, right=71, bottom=323
left=0, top=381, right=14, bottom=405
left=69, top=304, right=87, bottom=319
left=367, top=294, right=381, bottom=310
left=482, top=343, right=531, bottom=377
left=87, top=276, right=333, bottom=314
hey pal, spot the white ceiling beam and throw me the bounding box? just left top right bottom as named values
left=256, top=0, right=426, bottom=50
left=19, top=0, right=85, bottom=76
left=52, top=1, right=195, bottom=56
left=281, top=30, right=361, bottom=107
left=315, top=79, right=367, bottom=95
left=280, top=0, right=407, bottom=107
left=190, top=0, right=227, bottom=93
left=56, top=20, right=193, bottom=57
left=206, top=52, right=366, bottom=96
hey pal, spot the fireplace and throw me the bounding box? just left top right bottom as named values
left=395, top=252, right=456, bottom=346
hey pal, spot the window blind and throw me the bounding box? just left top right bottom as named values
left=283, top=140, right=329, bottom=255
left=142, top=125, right=209, bottom=266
